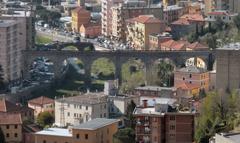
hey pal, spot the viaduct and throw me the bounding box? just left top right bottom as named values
left=23, top=50, right=215, bottom=86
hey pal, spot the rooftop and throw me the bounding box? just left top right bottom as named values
left=140, top=97, right=177, bottom=106
left=35, top=128, right=72, bottom=137
left=0, top=97, right=33, bottom=113
left=132, top=15, right=162, bottom=24
left=0, top=113, right=22, bottom=125
left=164, top=5, right=183, bottom=11
left=56, top=92, right=108, bottom=105
left=0, top=20, right=16, bottom=27
left=176, top=66, right=208, bottom=73
left=73, top=118, right=119, bottom=130
left=217, top=132, right=240, bottom=143
left=28, top=96, right=54, bottom=106
left=135, top=86, right=177, bottom=91
left=2, top=10, right=32, bottom=17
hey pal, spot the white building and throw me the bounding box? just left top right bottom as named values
left=206, top=10, right=238, bottom=23
left=55, top=92, right=108, bottom=127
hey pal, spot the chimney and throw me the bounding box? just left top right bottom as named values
left=142, top=99, right=148, bottom=108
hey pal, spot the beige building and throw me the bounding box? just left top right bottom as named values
left=35, top=118, right=119, bottom=143
left=28, top=96, right=55, bottom=118
left=126, top=15, right=165, bottom=50
left=55, top=92, right=108, bottom=127
left=163, top=5, right=184, bottom=24
left=108, top=95, right=139, bottom=116
left=0, top=113, right=23, bottom=143
left=111, top=2, right=164, bottom=41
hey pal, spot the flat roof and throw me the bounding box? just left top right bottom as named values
left=135, top=86, right=177, bottom=91
left=35, top=128, right=72, bottom=137
left=218, top=133, right=240, bottom=143
left=2, top=10, right=32, bottom=17
left=218, top=42, right=240, bottom=50
left=0, top=20, right=16, bottom=27
left=140, top=97, right=177, bottom=106
left=73, top=118, right=119, bottom=130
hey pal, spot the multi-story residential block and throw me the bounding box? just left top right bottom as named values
left=35, top=118, right=119, bottom=143
left=0, top=97, right=34, bottom=122
left=126, top=15, right=166, bottom=50
left=28, top=96, right=55, bottom=118
left=163, top=5, right=184, bottom=24
left=101, top=0, right=123, bottom=37
left=108, top=94, right=139, bottom=116
left=206, top=10, right=238, bottom=23
left=55, top=92, right=108, bottom=127
left=216, top=43, right=240, bottom=91
left=0, top=113, right=23, bottom=143
left=111, top=1, right=164, bottom=40
left=174, top=66, right=210, bottom=96
left=148, top=32, right=172, bottom=50
left=134, top=99, right=195, bottom=143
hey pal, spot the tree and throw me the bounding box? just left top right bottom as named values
left=195, top=91, right=240, bottom=143
left=113, top=128, right=135, bottom=143
left=0, top=127, right=5, bottom=143
left=155, top=61, right=174, bottom=87
left=125, top=100, right=136, bottom=129
left=234, top=14, right=240, bottom=31
left=37, top=111, right=54, bottom=128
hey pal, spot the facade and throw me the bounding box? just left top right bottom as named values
left=108, top=94, right=139, bottom=116
left=204, top=0, right=216, bottom=14
left=0, top=113, right=23, bottom=143
left=148, top=32, right=172, bottom=50
left=28, top=96, right=55, bottom=118
left=111, top=2, right=164, bottom=40
left=101, top=0, right=123, bottom=37
left=174, top=66, right=210, bottom=96
left=163, top=5, right=184, bottom=24
left=71, top=7, right=91, bottom=32
left=206, top=11, right=238, bottom=23
left=35, top=118, right=119, bottom=143
left=55, top=92, right=108, bottom=127
left=134, top=99, right=195, bottom=143
left=162, top=0, right=179, bottom=8
left=134, top=86, right=177, bottom=98
left=216, top=44, right=240, bottom=91
left=229, top=0, right=240, bottom=13
left=126, top=15, right=165, bottom=50
left=79, top=23, right=101, bottom=38
left=213, top=132, right=240, bottom=143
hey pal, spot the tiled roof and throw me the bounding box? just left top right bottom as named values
left=132, top=15, right=162, bottom=24
left=0, top=98, right=33, bottom=113
left=0, top=113, right=22, bottom=125
left=180, top=14, right=204, bottom=22
left=161, top=40, right=189, bottom=50
left=72, top=6, right=90, bottom=13
left=28, top=96, right=54, bottom=106
left=186, top=42, right=208, bottom=50
left=171, top=18, right=190, bottom=25
left=177, top=83, right=200, bottom=90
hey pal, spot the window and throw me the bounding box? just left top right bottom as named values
left=170, top=125, right=175, bottom=130
left=76, top=134, right=80, bottom=139
left=14, top=133, right=18, bottom=137
left=43, top=140, right=46, bottom=143
left=67, top=104, right=70, bottom=107
left=74, top=113, right=76, bottom=117
left=6, top=133, right=9, bottom=138
left=170, top=134, right=175, bottom=137
left=183, top=77, right=185, bottom=80
left=169, top=116, right=175, bottom=121
left=79, top=105, right=82, bottom=109
left=68, top=112, right=70, bottom=116
left=104, top=113, right=106, bottom=117
left=154, top=136, right=157, bottom=141
left=74, top=104, right=77, bottom=109
left=189, top=74, right=192, bottom=78
left=6, top=125, right=9, bottom=129
left=100, top=114, right=102, bottom=118
left=104, top=104, right=106, bottom=109
left=85, top=134, right=88, bottom=139
left=86, top=106, right=88, bottom=110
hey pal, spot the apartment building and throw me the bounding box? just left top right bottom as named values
left=174, top=66, right=210, bottom=96
left=111, top=1, right=164, bottom=40
left=0, top=113, right=23, bottom=143
left=148, top=32, right=172, bottom=50
left=71, top=7, right=91, bottom=32
left=101, top=0, right=123, bottom=37
left=55, top=92, right=108, bottom=127
left=28, top=96, right=55, bottom=118
left=35, top=118, right=119, bottom=143
left=204, top=0, right=216, bottom=14
left=134, top=99, right=195, bottom=143
left=0, top=20, right=21, bottom=82
left=126, top=15, right=165, bottom=50
left=163, top=5, right=184, bottom=24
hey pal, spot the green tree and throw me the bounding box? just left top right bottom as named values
left=0, top=127, right=5, bottom=143
left=195, top=91, right=240, bottom=142
left=155, top=61, right=174, bottom=87
left=206, top=34, right=217, bottom=49
left=113, top=128, right=135, bottom=143
left=126, top=100, right=136, bottom=129
left=37, top=111, right=54, bottom=128
left=234, top=14, right=240, bottom=31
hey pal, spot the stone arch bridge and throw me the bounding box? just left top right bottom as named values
left=23, top=50, right=215, bottom=86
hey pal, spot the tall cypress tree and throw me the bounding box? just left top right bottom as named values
left=0, top=127, right=5, bottom=143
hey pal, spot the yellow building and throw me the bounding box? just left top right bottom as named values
left=163, top=0, right=179, bottom=8
left=126, top=15, right=165, bottom=50
left=35, top=118, right=119, bottom=143
left=0, top=113, right=23, bottom=143
left=71, top=7, right=91, bottom=33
